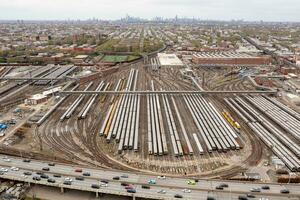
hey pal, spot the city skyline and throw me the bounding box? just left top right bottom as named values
left=0, top=0, right=300, bottom=22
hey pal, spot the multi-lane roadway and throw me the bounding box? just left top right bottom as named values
left=0, top=154, right=299, bottom=200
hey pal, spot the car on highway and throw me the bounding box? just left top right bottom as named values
left=157, top=175, right=166, bottom=179
left=0, top=168, right=8, bottom=172
left=219, top=183, right=228, bottom=188
left=0, top=172, right=4, bottom=175
left=75, top=176, right=84, bottom=181
left=125, top=185, right=134, bottom=190
left=238, top=196, right=248, bottom=200
left=215, top=185, right=224, bottom=190
left=100, top=183, right=108, bottom=187
left=246, top=193, right=255, bottom=198
left=207, top=197, right=216, bottom=200
left=142, top=185, right=150, bottom=189
left=280, top=189, right=290, bottom=194
left=75, top=168, right=82, bottom=173
left=36, top=171, right=43, bottom=175
left=42, top=167, right=50, bottom=171
left=23, top=159, right=31, bottom=163
left=100, top=180, right=109, bottom=184
left=47, top=178, right=56, bottom=183
left=121, top=182, right=129, bottom=186
left=113, top=176, right=120, bottom=180
left=174, top=194, right=183, bottom=198
left=63, top=180, right=72, bottom=185
left=157, top=189, right=166, bottom=194
left=10, top=167, right=19, bottom=171
left=91, top=184, right=100, bottom=189
left=53, top=174, right=61, bottom=178
left=48, top=163, right=55, bottom=166
left=148, top=179, right=156, bottom=184
left=40, top=174, right=49, bottom=179
left=261, top=185, right=270, bottom=190
left=3, top=158, right=11, bottom=162
left=250, top=188, right=261, bottom=192
left=121, top=174, right=128, bottom=178
left=182, top=189, right=191, bottom=193
left=83, top=172, right=90, bottom=176
left=32, top=176, right=41, bottom=181
left=187, top=179, right=196, bottom=185
left=127, top=188, right=136, bottom=193
left=64, top=177, right=73, bottom=182
left=23, top=172, right=32, bottom=176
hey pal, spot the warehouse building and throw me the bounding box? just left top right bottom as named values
left=192, top=51, right=271, bottom=66
left=157, top=53, right=183, bottom=67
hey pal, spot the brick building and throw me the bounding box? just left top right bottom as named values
left=192, top=51, right=271, bottom=66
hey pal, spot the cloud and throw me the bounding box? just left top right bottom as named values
left=0, top=0, right=299, bottom=21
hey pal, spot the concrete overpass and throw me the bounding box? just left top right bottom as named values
left=60, top=90, right=278, bottom=95
left=0, top=154, right=298, bottom=200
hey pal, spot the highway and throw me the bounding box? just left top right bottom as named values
left=0, top=154, right=299, bottom=200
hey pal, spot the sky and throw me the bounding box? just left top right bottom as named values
left=0, top=0, right=299, bottom=22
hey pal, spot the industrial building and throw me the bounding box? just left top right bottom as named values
left=192, top=51, right=272, bottom=66
left=157, top=53, right=183, bottom=67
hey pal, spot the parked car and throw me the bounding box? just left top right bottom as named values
left=53, top=174, right=61, bottom=178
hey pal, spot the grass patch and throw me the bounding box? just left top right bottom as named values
left=102, top=55, right=128, bottom=63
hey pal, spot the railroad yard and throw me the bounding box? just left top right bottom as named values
left=0, top=58, right=298, bottom=181
left=0, top=22, right=300, bottom=192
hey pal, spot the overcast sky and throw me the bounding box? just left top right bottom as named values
left=0, top=0, right=299, bottom=21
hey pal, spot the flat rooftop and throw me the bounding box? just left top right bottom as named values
left=193, top=51, right=257, bottom=59
left=157, top=53, right=183, bottom=66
